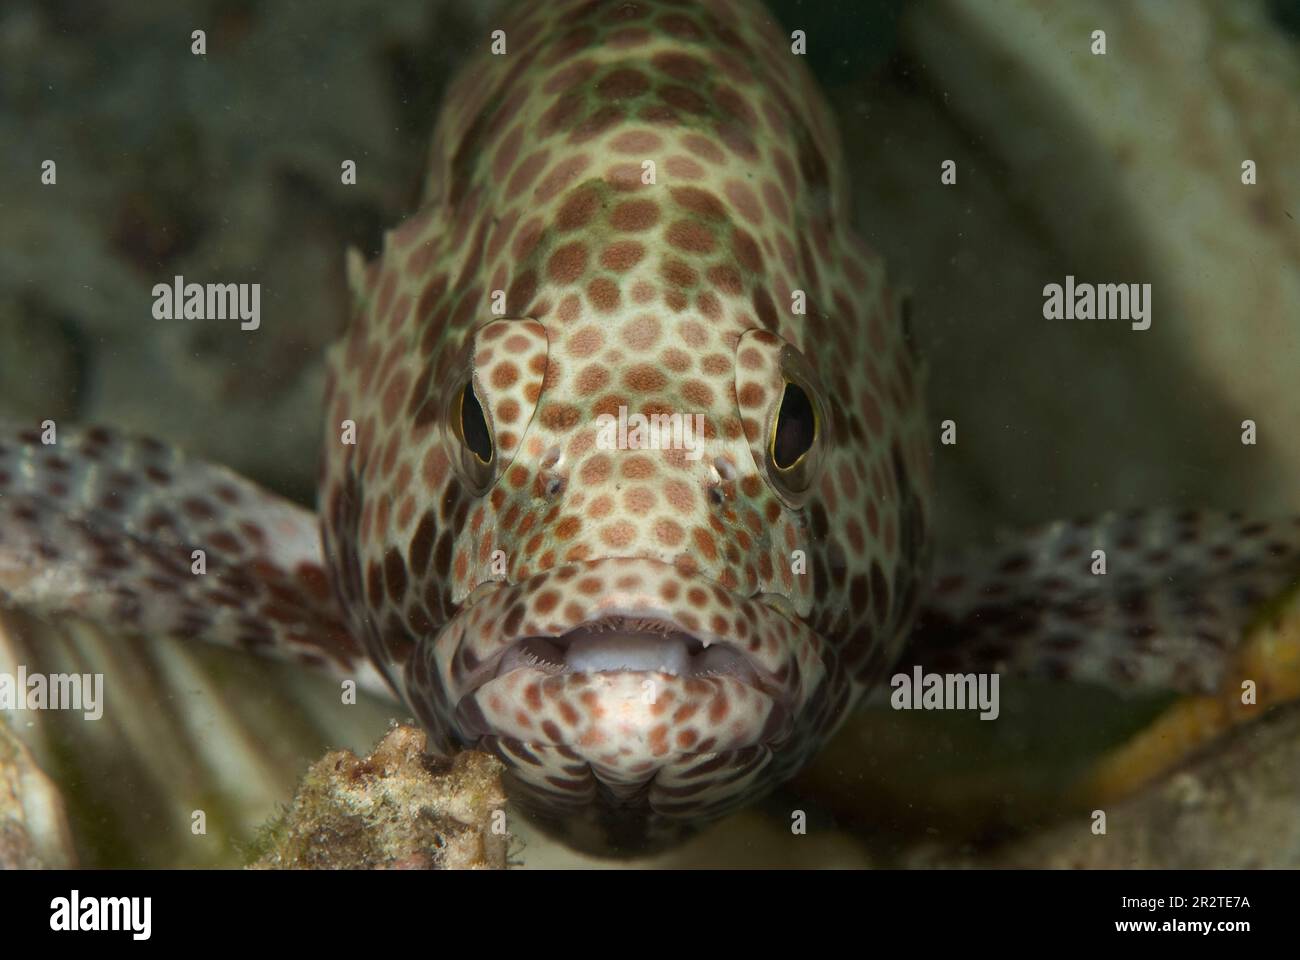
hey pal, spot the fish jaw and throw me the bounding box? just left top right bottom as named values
left=402, top=556, right=836, bottom=841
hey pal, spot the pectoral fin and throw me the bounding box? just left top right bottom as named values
left=907, top=509, right=1300, bottom=800
left=910, top=509, right=1300, bottom=694
left=0, top=423, right=391, bottom=699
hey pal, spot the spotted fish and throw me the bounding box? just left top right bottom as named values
left=2, top=0, right=1298, bottom=856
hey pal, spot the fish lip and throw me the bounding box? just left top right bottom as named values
left=483, top=614, right=781, bottom=698
left=434, top=557, right=826, bottom=714
left=466, top=611, right=785, bottom=706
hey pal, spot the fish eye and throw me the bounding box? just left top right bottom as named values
left=763, top=370, right=825, bottom=501
left=771, top=380, right=816, bottom=471
left=458, top=380, right=493, bottom=465
left=734, top=331, right=830, bottom=507
left=441, top=318, right=549, bottom=494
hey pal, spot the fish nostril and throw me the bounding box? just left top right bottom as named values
left=757, top=592, right=799, bottom=621
left=708, top=456, right=735, bottom=507
left=539, top=445, right=565, bottom=499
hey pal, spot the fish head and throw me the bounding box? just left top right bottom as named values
left=322, top=282, right=927, bottom=852
left=412, top=310, right=841, bottom=844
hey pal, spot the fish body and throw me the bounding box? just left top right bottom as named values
left=321, top=0, right=930, bottom=849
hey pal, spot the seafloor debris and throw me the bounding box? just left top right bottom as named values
left=0, top=608, right=397, bottom=868
left=0, top=717, right=76, bottom=869
left=800, top=585, right=1300, bottom=868
left=904, top=698, right=1300, bottom=869
left=248, top=725, right=509, bottom=870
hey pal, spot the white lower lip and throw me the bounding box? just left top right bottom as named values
left=566, top=632, right=692, bottom=675
left=494, top=630, right=760, bottom=685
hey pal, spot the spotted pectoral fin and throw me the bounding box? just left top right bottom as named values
left=909, top=510, right=1300, bottom=694
left=907, top=509, right=1300, bottom=799
left=0, top=423, right=391, bottom=699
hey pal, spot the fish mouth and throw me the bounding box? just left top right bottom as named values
left=414, top=557, right=828, bottom=749
left=495, top=616, right=767, bottom=691
left=400, top=557, right=832, bottom=821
